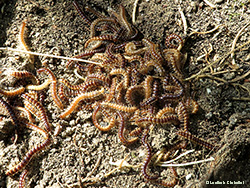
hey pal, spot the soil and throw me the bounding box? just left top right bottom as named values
left=0, top=0, right=250, bottom=188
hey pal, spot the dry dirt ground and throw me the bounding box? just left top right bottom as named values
left=0, top=0, right=250, bottom=188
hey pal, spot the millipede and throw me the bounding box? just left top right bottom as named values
left=117, top=111, right=138, bottom=145
left=177, top=130, right=217, bottom=150
left=19, top=169, right=28, bottom=188
left=92, top=104, right=116, bottom=132
left=101, top=102, right=137, bottom=113
left=19, top=21, right=34, bottom=63
left=141, top=129, right=159, bottom=181
left=37, top=68, right=64, bottom=109
left=2, top=1, right=219, bottom=187
left=0, top=87, right=25, bottom=97
left=6, top=121, right=51, bottom=176
left=60, top=88, right=105, bottom=119
left=21, top=93, right=51, bottom=132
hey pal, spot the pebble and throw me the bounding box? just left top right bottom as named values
left=215, top=0, right=224, bottom=3
left=205, top=112, right=213, bottom=119
left=186, top=173, right=193, bottom=180
left=206, top=88, right=212, bottom=94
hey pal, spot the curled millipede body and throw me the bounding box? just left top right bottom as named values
left=159, top=166, right=178, bottom=187
left=142, top=39, right=164, bottom=63
left=14, top=106, right=35, bottom=123
left=105, top=77, right=117, bottom=102
left=92, top=104, right=116, bottom=131
left=85, top=35, right=117, bottom=49
left=86, top=73, right=111, bottom=86
left=59, top=79, right=102, bottom=93
left=125, top=42, right=147, bottom=55
left=165, top=33, right=183, bottom=49
left=161, top=75, right=183, bottom=100
left=125, top=85, right=145, bottom=106
left=144, top=75, right=153, bottom=99
left=90, top=17, right=117, bottom=38
left=129, top=126, right=143, bottom=137
left=110, top=68, right=129, bottom=88
left=140, top=96, right=157, bottom=108
left=185, top=98, right=199, bottom=114
left=6, top=137, right=51, bottom=176
left=66, top=48, right=105, bottom=68
left=156, top=106, right=175, bottom=118
left=9, top=71, right=39, bottom=84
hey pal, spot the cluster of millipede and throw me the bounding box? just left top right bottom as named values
left=0, top=1, right=218, bottom=187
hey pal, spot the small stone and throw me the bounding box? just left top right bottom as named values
left=206, top=88, right=212, bottom=94
left=186, top=173, right=193, bottom=180
left=205, top=112, right=213, bottom=119
left=215, top=0, right=224, bottom=3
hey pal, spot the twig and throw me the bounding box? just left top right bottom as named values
left=158, top=156, right=214, bottom=167
left=0, top=47, right=102, bottom=66
left=74, top=69, right=86, bottom=80
left=229, top=69, right=250, bottom=83
left=196, top=74, right=228, bottom=84
left=232, top=97, right=250, bottom=101
left=232, top=83, right=250, bottom=97
left=85, top=155, right=101, bottom=178
left=185, top=39, right=250, bottom=81
left=231, top=23, right=250, bottom=66
left=205, top=44, right=214, bottom=73
left=203, top=0, right=216, bottom=8
left=132, top=0, right=139, bottom=24
left=178, top=7, right=187, bottom=35
left=190, top=25, right=221, bottom=35
left=157, top=149, right=195, bottom=165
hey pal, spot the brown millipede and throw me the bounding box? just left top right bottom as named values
left=0, top=96, right=18, bottom=127
left=117, top=111, right=138, bottom=145
left=37, top=68, right=63, bottom=110
left=101, top=102, right=137, bottom=113
left=165, top=33, right=183, bottom=49
left=144, top=75, right=153, bottom=99
left=0, top=87, right=25, bottom=97
left=136, top=115, right=180, bottom=126
left=19, top=21, right=34, bottom=63
left=92, top=104, right=116, bottom=131
left=84, top=35, right=116, bottom=49
left=176, top=101, right=189, bottom=131
left=6, top=122, right=51, bottom=176
left=21, top=93, right=51, bottom=132
left=60, top=88, right=104, bottom=119
left=110, top=68, right=129, bottom=88
left=26, top=79, right=51, bottom=91
left=72, top=1, right=92, bottom=26
left=19, top=169, right=28, bottom=188
left=177, top=130, right=217, bottom=150
left=141, top=129, right=158, bottom=181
